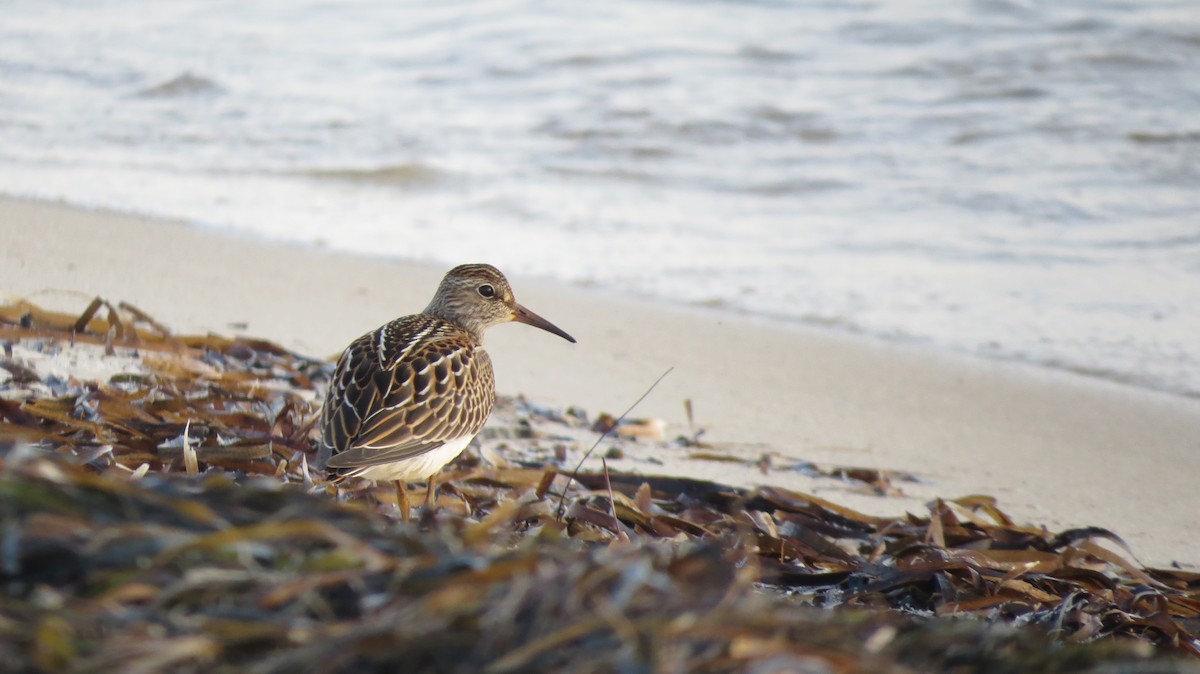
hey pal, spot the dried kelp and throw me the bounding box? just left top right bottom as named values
left=565, top=474, right=1200, bottom=652
left=2, top=453, right=1194, bottom=674
left=2, top=297, right=1200, bottom=672
left=0, top=297, right=324, bottom=480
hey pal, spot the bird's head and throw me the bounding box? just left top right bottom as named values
left=425, top=263, right=576, bottom=344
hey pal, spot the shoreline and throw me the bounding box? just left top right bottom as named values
left=3, top=195, right=1199, bottom=566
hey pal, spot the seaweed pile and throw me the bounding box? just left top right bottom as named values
left=2, top=297, right=1200, bottom=672
left=0, top=297, right=320, bottom=480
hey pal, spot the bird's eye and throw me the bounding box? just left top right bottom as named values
left=477, top=284, right=496, bottom=298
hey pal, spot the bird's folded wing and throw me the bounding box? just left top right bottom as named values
left=320, top=321, right=485, bottom=470
left=324, top=440, right=446, bottom=469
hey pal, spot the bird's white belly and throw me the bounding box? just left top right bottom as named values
left=352, top=435, right=474, bottom=483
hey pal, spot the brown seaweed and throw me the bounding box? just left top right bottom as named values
left=2, top=296, right=1200, bottom=672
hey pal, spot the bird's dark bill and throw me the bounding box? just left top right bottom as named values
left=513, top=304, right=576, bottom=343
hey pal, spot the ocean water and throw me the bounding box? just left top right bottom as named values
left=2, top=0, right=1198, bottom=397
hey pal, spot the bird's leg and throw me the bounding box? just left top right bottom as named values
left=417, top=474, right=441, bottom=529
left=395, top=481, right=411, bottom=521
left=424, top=474, right=439, bottom=514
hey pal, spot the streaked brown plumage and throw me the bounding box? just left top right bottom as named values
left=317, top=263, right=575, bottom=517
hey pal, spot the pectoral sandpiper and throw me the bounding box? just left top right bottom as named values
left=317, top=264, right=575, bottom=519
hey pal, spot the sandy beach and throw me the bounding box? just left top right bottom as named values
left=3, top=195, right=1199, bottom=567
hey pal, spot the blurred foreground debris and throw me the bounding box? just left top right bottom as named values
left=2, top=296, right=1199, bottom=672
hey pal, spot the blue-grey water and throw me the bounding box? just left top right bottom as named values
left=2, top=0, right=1198, bottom=396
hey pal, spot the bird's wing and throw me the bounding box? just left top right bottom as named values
left=319, top=316, right=494, bottom=470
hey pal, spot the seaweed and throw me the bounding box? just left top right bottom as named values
left=1, top=297, right=1199, bottom=672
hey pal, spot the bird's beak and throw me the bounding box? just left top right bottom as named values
left=513, top=303, right=576, bottom=343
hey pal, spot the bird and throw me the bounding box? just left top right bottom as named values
left=316, top=263, right=576, bottom=519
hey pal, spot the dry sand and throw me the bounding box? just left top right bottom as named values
left=3, top=195, right=1199, bottom=566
